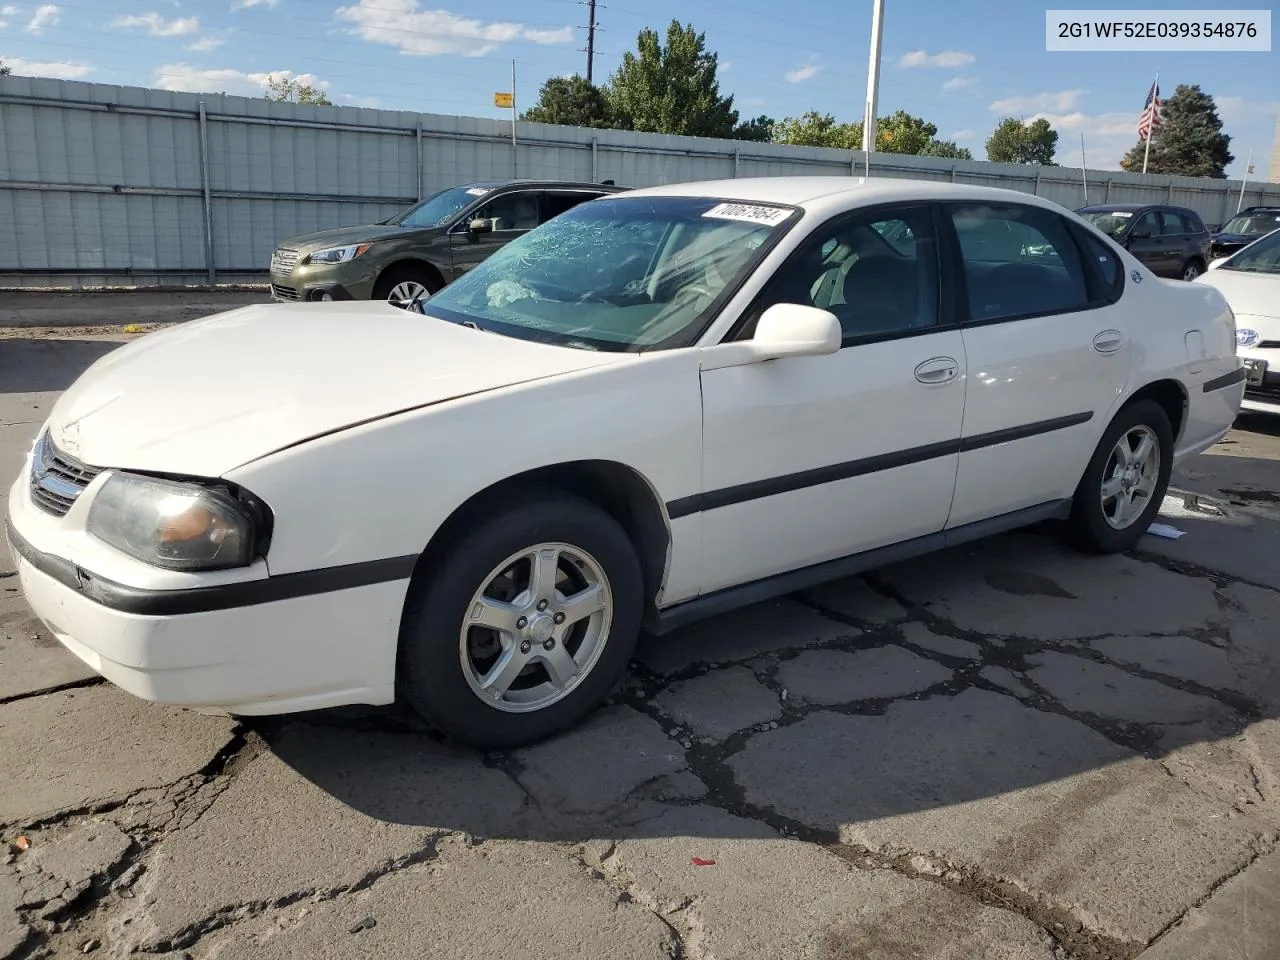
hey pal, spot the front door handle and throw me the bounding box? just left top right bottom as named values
left=1093, top=330, right=1124, bottom=354
left=915, top=356, right=959, bottom=384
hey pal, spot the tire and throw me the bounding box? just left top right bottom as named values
left=372, top=264, right=441, bottom=306
left=1068, top=399, right=1174, bottom=554
left=1181, top=258, right=1204, bottom=282
left=397, top=491, right=644, bottom=749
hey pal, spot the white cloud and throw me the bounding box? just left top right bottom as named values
left=27, top=4, right=59, bottom=33
left=112, top=13, right=200, bottom=36
left=341, top=92, right=381, bottom=108
left=335, top=0, right=574, bottom=57
left=950, top=129, right=976, bottom=142
left=1215, top=96, right=1280, bottom=124
left=0, top=3, right=17, bottom=26
left=942, top=75, right=977, bottom=94
left=153, top=64, right=329, bottom=97
left=720, top=60, right=732, bottom=72
left=898, top=49, right=974, bottom=69
left=0, top=54, right=91, bottom=78
left=231, top=0, right=277, bottom=8
left=988, top=89, right=1086, bottom=114
left=786, top=64, right=819, bottom=83
left=187, top=35, right=225, bottom=51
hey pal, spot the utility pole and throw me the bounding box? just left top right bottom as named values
left=861, top=0, right=884, bottom=177
left=585, top=0, right=598, bottom=85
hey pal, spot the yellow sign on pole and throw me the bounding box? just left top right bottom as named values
left=494, top=92, right=513, bottom=108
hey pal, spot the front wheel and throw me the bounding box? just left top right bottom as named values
left=397, top=492, right=644, bottom=749
left=372, top=265, right=440, bottom=307
left=1068, top=399, right=1174, bottom=553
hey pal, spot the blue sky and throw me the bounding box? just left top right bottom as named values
left=1, top=0, right=1276, bottom=177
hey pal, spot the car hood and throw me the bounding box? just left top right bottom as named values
left=1196, top=269, right=1280, bottom=321
left=278, top=223, right=439, bottom=250
left=44, top=302, right=627, bottom=478
left=1211, top=232, right=1258, bottom=245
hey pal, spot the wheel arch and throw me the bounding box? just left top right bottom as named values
left=373, top=258, right=446, bottom=297
left=1121, top=377, right=1189, bottom=444
left=400, top=458, right=672, bottom=625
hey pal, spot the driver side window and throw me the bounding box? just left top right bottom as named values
left=473, top=192, right=541, bottom=232
left=743, top=205, right=940, bottom=344
left=1131, top=211, right=1159, bottom=237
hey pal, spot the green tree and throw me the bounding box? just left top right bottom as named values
left=1119, top=84, right=1232, bottom=178
left=919, top=139, right=974, bottom=160
left=0, top=59, right=10, bottom=76
left=773, top=111, right=862, bottom=149
left=986, top=117, right=1058, bottom=165
left=265, top=75, right=332, bottom=105
left=732, top=114, right=775, bottom=142
left=522, top=75, right=615, bottom=128
left=875, top=110, right=937, bottom=154
left=606, top=20, right=738, bottom=138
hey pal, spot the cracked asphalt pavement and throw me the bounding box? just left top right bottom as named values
left=5, top=321, right=1280, bottom=960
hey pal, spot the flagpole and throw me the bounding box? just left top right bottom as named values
left=1080, top=131, right=1089, bottom=205
left=1142, top=71, right=1158, bottom=174
left=1237, top=146, right=1254, bottom=213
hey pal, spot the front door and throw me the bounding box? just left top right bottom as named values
left=448, top=189, right=542, bottom=275
left=696, top=203, right=967, bottom=594
left=1124, top=210, right=1174, bottom=276
left=946, top=201, right=1132, bottom=527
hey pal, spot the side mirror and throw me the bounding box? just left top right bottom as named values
left=748, top=303, right=841, bottom=362
left=1208, top=257, right=1229, bottom=270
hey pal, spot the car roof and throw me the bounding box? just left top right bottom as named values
left=622, top=176, right=1104, bottom=217
left=464, top=179, right=629, bottom=192
left=1078, top=203, right=1150, bottom=212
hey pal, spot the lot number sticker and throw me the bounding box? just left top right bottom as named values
left=702, top=203, right=791, bottom=226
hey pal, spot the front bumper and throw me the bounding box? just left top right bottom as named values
left=6, top=470, right=403, bottom=715
left=269, top=259, right=377, bottom=303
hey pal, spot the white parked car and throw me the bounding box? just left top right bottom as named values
left=7, top=177, right=1244, bottom=748
left=1195, top=227, right=1280, bottom=415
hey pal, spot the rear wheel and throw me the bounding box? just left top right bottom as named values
left=1181, top=258, right=1204, bottom=281
left=1068, top=399, right=1173, bottom=553
left=373, top=265, right=441, bottom=306
left=397, top=492, right=643, bottom=749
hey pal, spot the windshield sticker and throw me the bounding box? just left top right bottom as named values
left=702, top=202, right=791, bottom=227
left=466, top=187, right=491, bottom=197
left=1108, top=211, right=1133, bottom=218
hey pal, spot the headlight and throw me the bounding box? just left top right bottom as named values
left=1237, top=327, right=1261, bottom=349
left=87, top=473, right=268, bottom=571
left=308, top=243, right=371, bottom=264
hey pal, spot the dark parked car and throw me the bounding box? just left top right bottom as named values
left=1210, top=206, right=1280, bottom=261
left=269, top=179, right=629, bottom=305
left=1077, top=203, right=1212, bottom=281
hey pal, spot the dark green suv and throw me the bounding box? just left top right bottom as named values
left=269, top=179, right=628, bottom=304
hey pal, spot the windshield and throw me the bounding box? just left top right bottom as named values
left=1079, top=211, right=1134, bottom=238
left=391, top=185, right=495, bottom=228
left=1220, top=228, right=1280, bottom=274
left=422, top=195, right=798, bottom=352
left=1221, top=213, right=1280, bottom=236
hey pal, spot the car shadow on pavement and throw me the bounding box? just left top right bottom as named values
left=266, top=519, right=1280, bottom=855
left=0, top=339, right=123, bottom=394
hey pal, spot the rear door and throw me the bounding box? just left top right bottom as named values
left=1158, top=210, right=1190, bottom=275
left=947, top=201, right=1131, bottom=527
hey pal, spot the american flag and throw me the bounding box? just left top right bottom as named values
left=1137, top=80, right=1161, bottom=141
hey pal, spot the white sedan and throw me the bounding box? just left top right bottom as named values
left=1195, top=227, right=1280, bottom=415
left=7, top=177, right=1244, bottom=749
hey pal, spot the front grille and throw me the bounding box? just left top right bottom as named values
left=270, top=247, right=299, bottom=273
left=29, top=433, right=102, bottom=518
left=271, top=284, right=300, bottom=301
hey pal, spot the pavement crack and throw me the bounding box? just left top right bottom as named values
left=570, top=845, right=695, bottom=960
left=0, top=676, right=106, bottom=706
left=143, top=833, right=448, bottom=953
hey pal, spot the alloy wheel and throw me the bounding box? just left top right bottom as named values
left=1100, top=425, right=1161, bottom=529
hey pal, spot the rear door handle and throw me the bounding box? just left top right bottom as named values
left=915, top=356, right=960, bottom=384
left=1093, top=330, right=1124, bottom=354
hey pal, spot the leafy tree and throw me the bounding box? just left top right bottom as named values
left=875, top=110, right=937, bottom=155
left=0, top=59, right=10, bottom=76
left=919, top=139, right=974, bottom=160
left=265, top=75, right=332, bottom=105
left=986, top=117, right=1058, bottom=165
left=606, top=20, right=738, bottom=138
left=522, top=75, right=615, bottom=128
left=773, top=111, right=862, bottom=149
left=1119, top=84, right=1232, bottom=178
left=732, top=114, right=775, bottom=142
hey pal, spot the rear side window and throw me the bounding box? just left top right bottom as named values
left=949, top=204, right=1090, bottom=322
left=1072, top=226, right=1123, bottom=301
left=1158, top=211, right=1184, bottom=235
left=541, top=191, right=604, bottom=223
left=1181, top=211, right=1206, bottom=234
